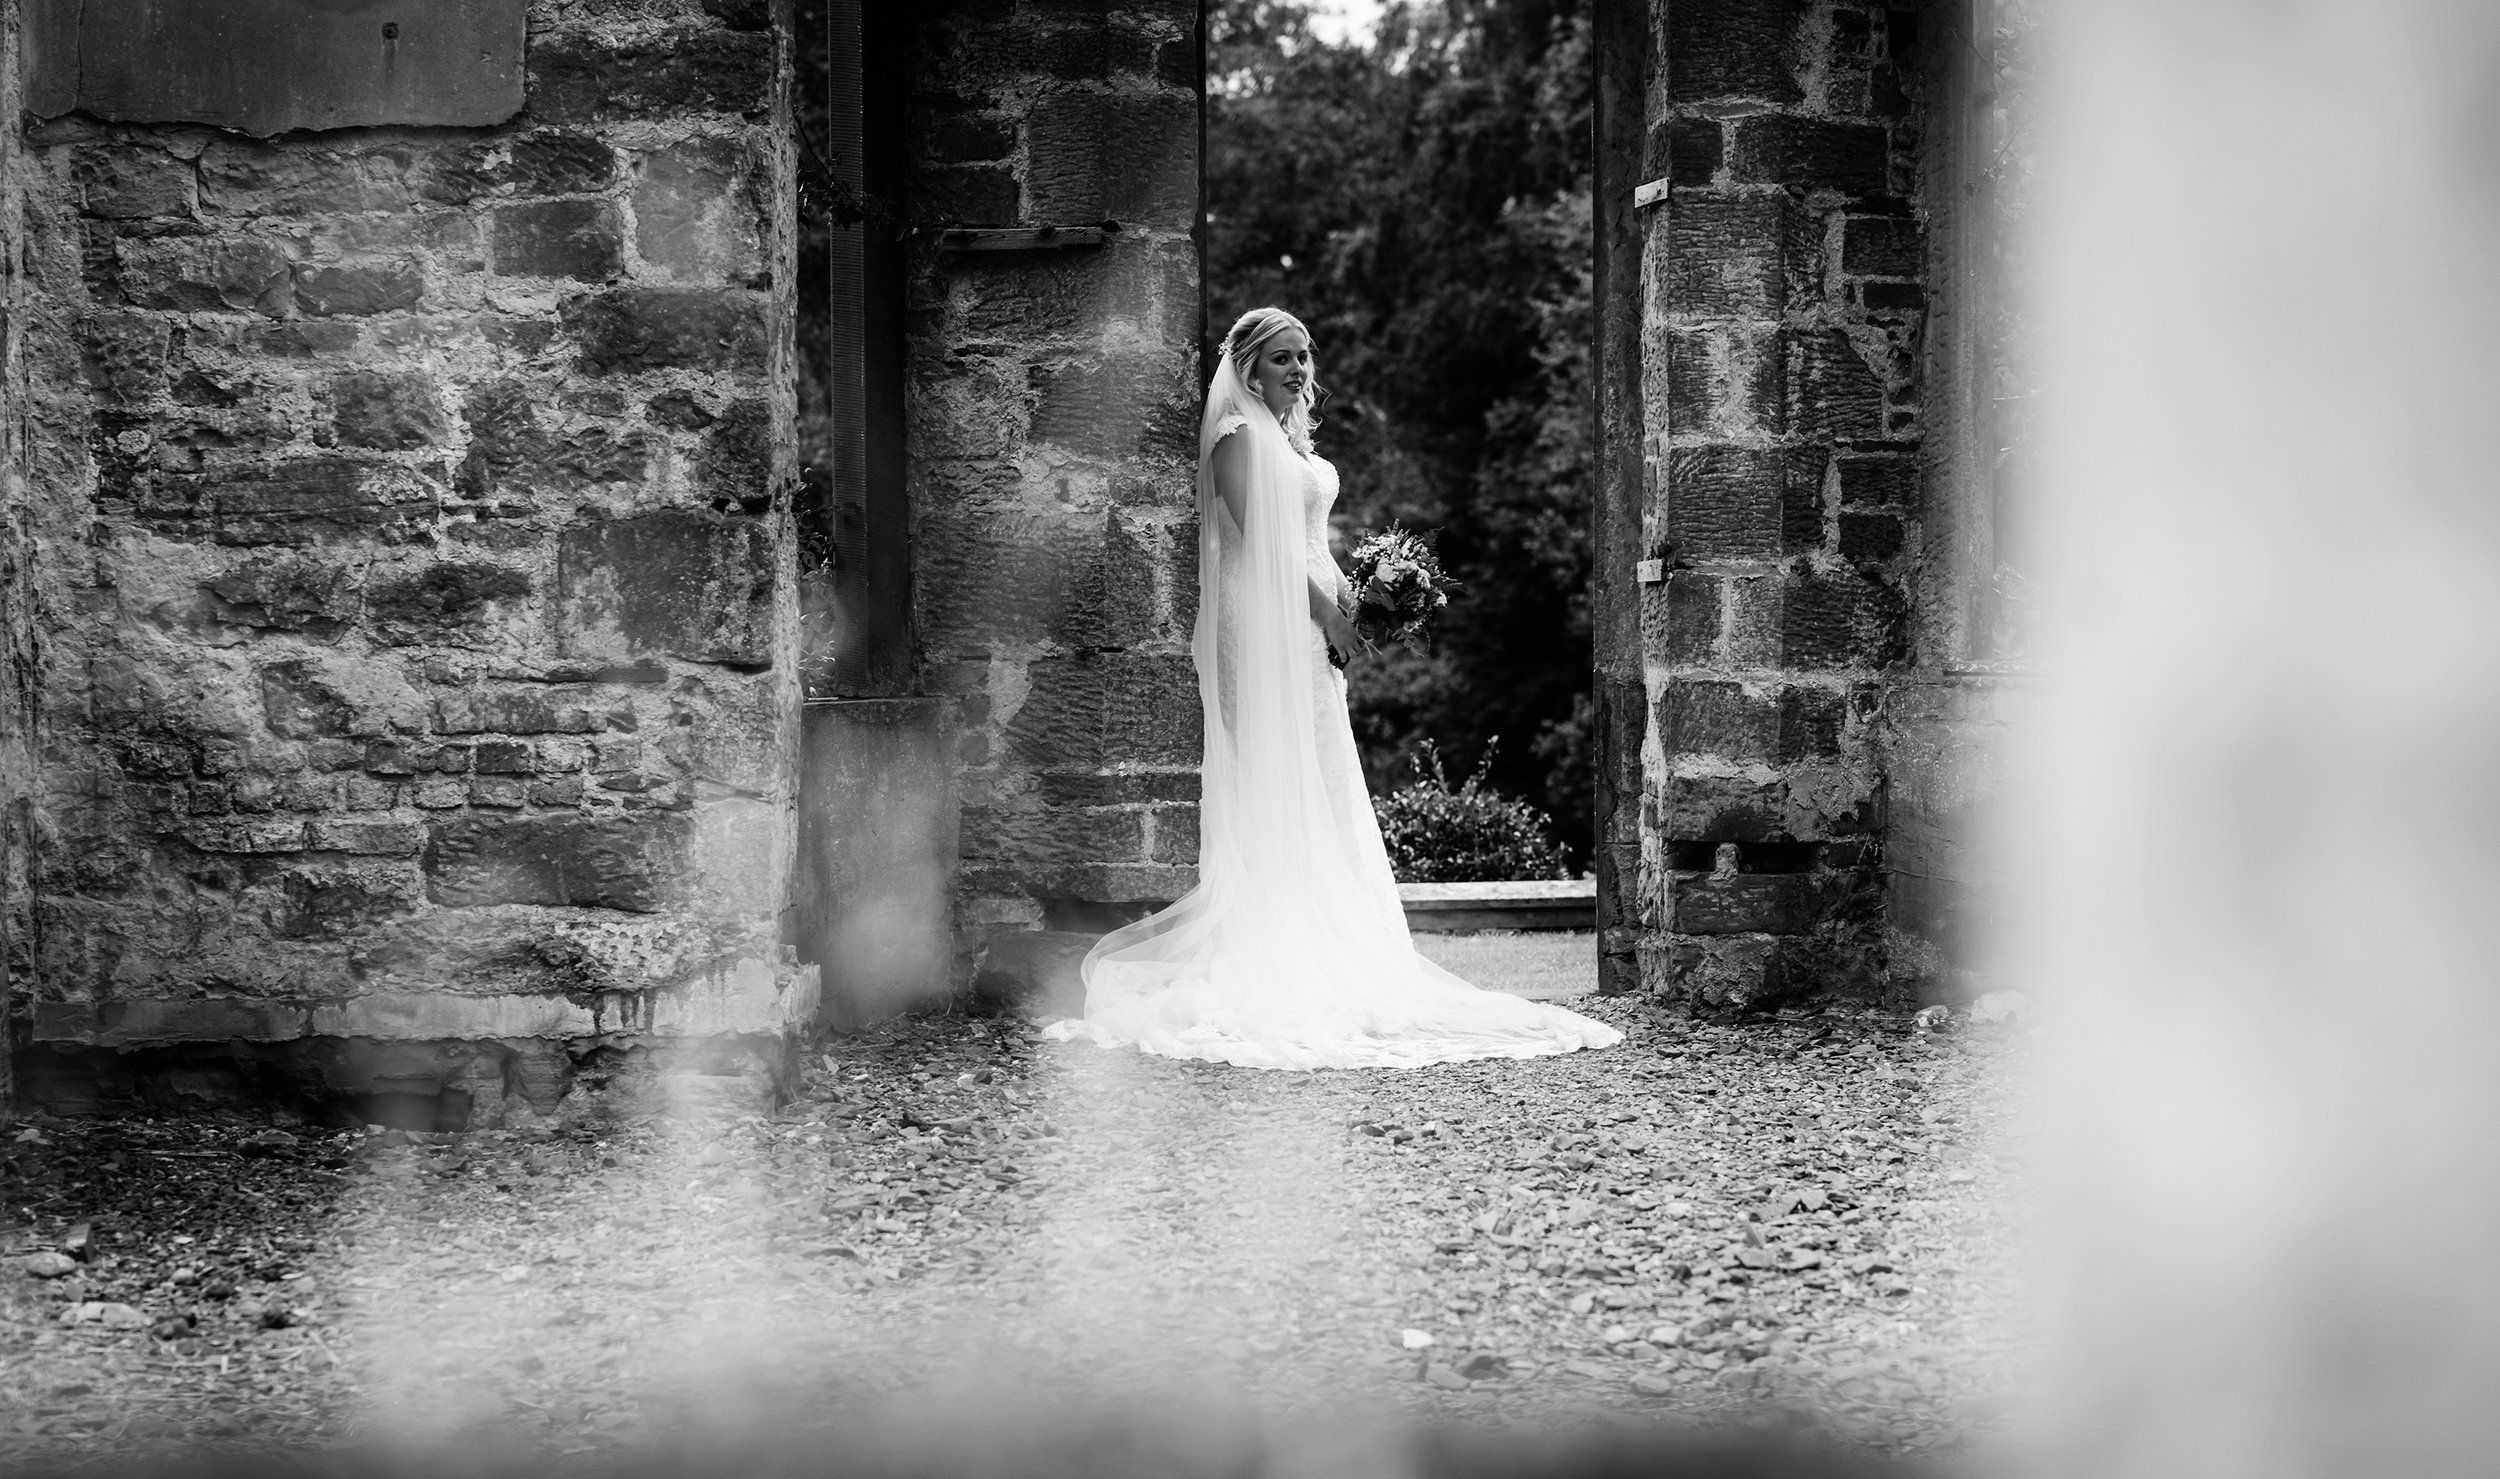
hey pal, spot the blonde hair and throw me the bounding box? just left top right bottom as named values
left=1221, top=306, right=1322, bottom=454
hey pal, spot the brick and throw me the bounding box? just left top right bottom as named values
left=1783, top=331, right=1885, bottom=439
left=76, top=145, right=196, bottom=219
left=915, top=165, right=1021, bottom=227
left=1673, top=873, right=1820, bottom=934
left=1007, top=653, right=1201, bottom=767
left=434, top=690, right=631, bottom=735
left=1024, top=92, right=1198, bottom=226
left=1663, top=118, right=1722, bottom=185
left=491, top=199, right=624, bottom=281
left=961, top=806, right=1145, bottom=867
left=1666, top=196, right=1813, bottom=318
left=471, top=776, right=528, bottom=808
left=562, top=288, right=770, bottom=375
left=1667, top=0, right=1806, bottom=103
left=423, top=814, right=689, bottom=912
left=117, top=237, right=294, bottom=315
left=645, top=390, right=716, bottom=430
left=1837, top=456, right=1917, bottom=507
left=1842, top=216, right=1924, bottom=277
left=423, top=131, right=615, bottom=203
left=293, top=262, right=426, bottom=317
left=635, top=137, right=764, bottom=286
left=695, top=400, right=771, bottom=507
left=555, top=510, right=774, bottom=668
left=1777, top=686, right=1845, bottom=761
left=178, top=818, right=309, bottom=854
left=242, top=322, right=360, bottom=358
left=308, top=819, right=425, bottom=856
left=1729, top=118, right=1890, bottom=195
left=1780, top=572, right=1907, bottom=669
left=330, top=371, right=448, bottom=450
left=366, top=562, right=533, bottom=643
left=528, top=31, right=774, bottom=124
left=1660, top=678, right=1777, bottom=760
left=471, top=740, right=536, bottom=774
left=1838, top=511, right=1904, bottom=563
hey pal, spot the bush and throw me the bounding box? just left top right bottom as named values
left=1375, top=740, right=1571, bottom=883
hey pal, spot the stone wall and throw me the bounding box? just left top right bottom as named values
left=898, top=0, right=1204, bottom=984
left=10, top=0, right=815, bottom=1121
left=0, top=0, right=31, bottom=1118
left=1630, top=0, right=1934, bottom=1010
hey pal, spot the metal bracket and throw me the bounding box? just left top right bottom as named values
left=1636, top=558, right=1666, bottom=583
left=1633, top=179, right=1670, bottom=209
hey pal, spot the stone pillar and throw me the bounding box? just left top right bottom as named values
left=0, top=0, right=28, bottom=1121
left=1637, top=0, right=1925, bottom=1010
left=9, top=0, right=814, bottom=1119
left=900, top=1, right=1204, bottom=987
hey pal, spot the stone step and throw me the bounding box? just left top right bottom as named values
left=1399, top=878, right=1596, bottom=933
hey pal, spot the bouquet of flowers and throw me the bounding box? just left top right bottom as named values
left=1344, top=525, right=1454, bottom=654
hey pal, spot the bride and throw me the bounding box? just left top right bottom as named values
left=1045, top=307, right=1622, bottom=1070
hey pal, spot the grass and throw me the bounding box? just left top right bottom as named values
left=1413, top=929, right=1598, bottom=1001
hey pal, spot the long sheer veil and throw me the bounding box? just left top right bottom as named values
left=1057, top=335, right=1622, bottom=1068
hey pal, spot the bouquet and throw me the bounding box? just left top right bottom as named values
left=1344, top=525, right=1454, bottom=655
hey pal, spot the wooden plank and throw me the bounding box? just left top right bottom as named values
left=935, top=226, right=1111, bottom=253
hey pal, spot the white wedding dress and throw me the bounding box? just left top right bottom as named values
left=1043, top=358, right=1622, bottom=1071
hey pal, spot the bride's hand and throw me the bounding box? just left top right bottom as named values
left=1319, top=602, right=1360, bottom=660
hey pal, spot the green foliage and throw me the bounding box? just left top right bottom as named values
left=1375, top=740, right=1571, bottom=884
left=1208, top=0, right=1595, bottom=864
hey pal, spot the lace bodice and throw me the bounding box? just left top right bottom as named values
left=1296, top=450, right=1340, bottom=580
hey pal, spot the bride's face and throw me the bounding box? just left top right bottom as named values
left=1246, top=328, right=1311, bottom=419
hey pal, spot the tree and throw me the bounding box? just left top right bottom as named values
left=1206, top=0, right=1596, bottom=863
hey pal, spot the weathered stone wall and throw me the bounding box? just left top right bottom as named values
left=1636, top=0, right=1930, bottom=1010
left=10, top=0, right=813, bottom=1120
left=0, top=0, right=31, bottom=1118
left=898, top=1, right=1203, bottom=983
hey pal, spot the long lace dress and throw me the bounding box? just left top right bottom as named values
left=1044, top=367, right=1621, bottom=1070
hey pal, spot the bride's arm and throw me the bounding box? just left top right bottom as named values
left=1308, top=561, right=1357, bottom=652
left=1211, top=430, right=1250, bottom=529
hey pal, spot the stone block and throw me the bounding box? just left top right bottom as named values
left=915, top=165, right=1020, bottom=226
left=1673, top=874, right=1820, bottom=934
left=1838, top=511, right=1904, bottom=562
left=1729, top=118, right=1891, bottom=195
left=117, top=236, right=293, bottom=315
left=423, top=814, right=689, bottom=912
left=1666, top=196, right=1813, bottom=319
left=242, top=322, right=361, bottom=358
left=1147, top=805, right=1199, bottom=864
left=308, top=819, right=424, bottom=856
left=258, top=658, right=354, bottom=739
left=1660, top=773, right=1788, bottom=843
left=1782, top=331, right=1886, bottom=440
left=1650, top=571, right=1719, bottom=664
left=76, top=145, right=195, bottom=219
left=330, top=371, right=449, bottom=450
left=1864, top=281, right=1925, bottom=315
left=1667, top=0, right=1805, bottom=103
left=1660, top=679, right=1777, bottom=761
left=1028, top=355, right=1195, bottom=459
left=490, top=199, right=624, bottom=281
left=1777, top=686, right=1846, bottom=761
left=366, top=562, right=533, bottom=644
left=1007, top=653, right=1201, bottom=768
left=38, top=997, right=311, bottom=1046
left=195, top=138, right=419, bottom=216
left=922, top=111, right=1015, bottom=164
left=178, top=818, right=309, bottom=853
left=555, top=510, right=775, bottom=668
left=634, top=136, right=764, bottom=286
left=434, top=689, right=630, bottom=735
left=146, top=459, right=440, bottom=548
left=293, top=262, right=426, bottom=317
left=960, top=25, right=1154, bottom=81
left=471, top=740, right=535, bottom=774
left=30, top=0, right=525, bottom=135
left=1666, top=445, right=1783, bottom=559
left=1838, top=455, right=1918, bottom=507
left=961, top=806, right=1145, bottom=868
left=1665, top=118, right=1723, bottom=185
left=794, top=699, right=960, bottom=1027
left=1665, top=327, right=1779, bottom=438
left=1842, top=215, right=1924, bottom=277
left=423, top=131, right=615, bottom=203
left=1034, top=771, right=1199, bottom=806
left=528, top=31, right=773, bottom=124
left=1781, top=571, right=1907, bottom=670
left=79, top=311, right=169, bottom=404
left=562, top=287, right=770, bottom=375
left=694, top=400, right=771, bottom=507
left=1024, top=91, right=1198, bottom=226
left=1662, top=934, right=1799, bottom=1012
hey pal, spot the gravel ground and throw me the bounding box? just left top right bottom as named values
left=0, top=949, right=2038, bottom=1470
